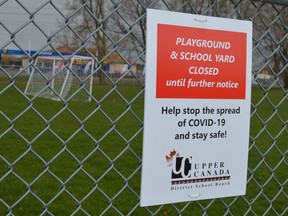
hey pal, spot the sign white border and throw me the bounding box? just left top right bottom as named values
left=141, top=9, right=252, bottom=207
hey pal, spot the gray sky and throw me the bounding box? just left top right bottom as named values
left=0, top=0, right=66, bottom=51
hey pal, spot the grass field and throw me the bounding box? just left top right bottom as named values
left=0, top=75, right=287, bottom=215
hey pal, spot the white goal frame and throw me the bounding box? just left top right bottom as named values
left=24, top=55, right=95, bottom=102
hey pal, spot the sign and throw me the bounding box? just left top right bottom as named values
left=141, top=9, right=252, bottom=206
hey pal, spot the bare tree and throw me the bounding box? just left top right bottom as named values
left=253, top=3, right=288, bottom=88
left=60, top=0, right=110, bottom=84
left=109, top=0, right=161, bottom=64
left=268, top=6, right=288, bottom=88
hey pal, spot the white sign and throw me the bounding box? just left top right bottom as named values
left=141, top=9, right=252, bottom=207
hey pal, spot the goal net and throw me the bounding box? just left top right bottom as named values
left=25, top=55, right=94, bottom=102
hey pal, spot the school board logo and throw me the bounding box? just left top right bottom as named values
left=166, top=150, right=192, bottom=179
left=166, top=150, right=231, bottom=187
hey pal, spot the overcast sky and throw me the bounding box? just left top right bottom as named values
left=0, top=0, right=66, bottom=51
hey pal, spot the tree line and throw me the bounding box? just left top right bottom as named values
left=53, top=0, right=287, bottom=88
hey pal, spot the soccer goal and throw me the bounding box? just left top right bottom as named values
left=25, top=55, right=94, bottom=102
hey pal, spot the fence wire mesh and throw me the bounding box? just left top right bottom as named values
left=0, top=0, right=287, bottom=215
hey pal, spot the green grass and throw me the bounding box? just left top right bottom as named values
left=0, top=75, right=287, bottom=215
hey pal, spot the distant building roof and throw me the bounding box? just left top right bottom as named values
left=55, top=46, right=126, bottom=64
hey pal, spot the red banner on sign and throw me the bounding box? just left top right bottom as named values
left=156, top=24, right=247, bottom=99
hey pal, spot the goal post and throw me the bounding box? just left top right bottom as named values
left=25, top=55, right=95, bottom=102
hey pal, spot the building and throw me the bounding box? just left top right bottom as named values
left=1, top=47, right=143, bottom=78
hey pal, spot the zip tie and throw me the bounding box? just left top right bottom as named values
left=194, top=18, right=208, bottom=22
left=188, top=194, right=201, bottom=198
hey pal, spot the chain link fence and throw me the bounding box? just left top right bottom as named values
left=0, top=0, right=287, bottom=215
